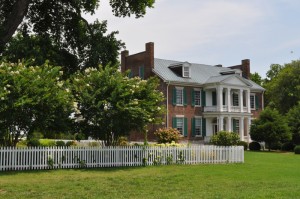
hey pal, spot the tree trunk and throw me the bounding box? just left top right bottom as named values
left=0, top=0, right=31, bottom=51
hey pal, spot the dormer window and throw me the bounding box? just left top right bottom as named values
left=169, top=61, right=191, bottom=78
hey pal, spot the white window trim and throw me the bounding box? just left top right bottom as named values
left=194, top=116, right=202, bottom=137
left=194, top=88, right=201, bottom=107
left=175, top=87, right=184, bottom=106
left=175, top=115, right=184, bottom=136
left=182, top=66, right=191, bottom=78
left=250, top=93, right=256, bottom=110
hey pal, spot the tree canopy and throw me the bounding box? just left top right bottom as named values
left=250, top=107, right=291, bottom=150
left=0, top=0, right=154, bottom=75
left=71, top=66, right=165, bottom=145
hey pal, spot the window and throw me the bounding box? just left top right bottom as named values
left=176, top=117, right=184, bottom=135
left=233, top=92, right=239, bottom=106
left=233, top=119, right=239, bottom=133
left=173, top=117, right=187, bottom=136
left=183, top=66, right=190, bottom=78
left=194, top=90, right=201, bottom=106
left=194, top=118, right=202, bottom=136
left=250, top=94, right=255, bottom=109
left=176, top=88, right=183, bottom=105
left=139, top=66, right=144, bottom=79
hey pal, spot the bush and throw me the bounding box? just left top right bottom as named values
left=295, top=145, right=300, bottom=154
left=39, top=139, right=56, bottom=147
left=249, top=142, right=261, bottom=151
left=281, top=142, right=295, bottom=151
left=154, top=128, right=180, bottom=144
left=56, top=140, right=66, bottom=147
left=237, top=141, right=248, bottom=150
left=210, top=131, right=240, bottom=146
left=66, top=140, right=77, bottom=146
left=27, top=139, right=40, bottom=147
left=88, top=142, right=101, bottom=147
left=116, top=136, right=128, bottom=146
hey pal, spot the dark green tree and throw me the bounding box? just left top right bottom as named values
left=250, top=107, right=291, bottom=151
left=286, top=103, right=300, bottom=145
left=264, top=60, right=300, bottom=114
left=250, top=72, right=263, bottom=86
left=0, top=0, right=154, bottom=75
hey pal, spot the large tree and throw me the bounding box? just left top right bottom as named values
left=0, top=0, right=154, bottom=74
left=250, top=107, right=291, bottom=151
left=264, top=60, right=300, bottom=113
left=72, top=65, right=165, bottom=145
left=0, top=61, right=74, bottom=146
left=286, top=103, right=300, bottom=145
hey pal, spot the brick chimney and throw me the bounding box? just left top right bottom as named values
left=228, top=59, right=251, bottom=79
left=145, top=42, right=154, bottom=70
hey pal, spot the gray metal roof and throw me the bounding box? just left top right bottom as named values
left=153, top=58, right=265, bottom=91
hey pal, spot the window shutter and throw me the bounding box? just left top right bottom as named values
left=184, top=117, right=188, bottom=136
left=183, top=88, right=187, bottom=106
left=191, top=118, right=195, bottom=136
left=255, top=95, right=260, bottom=110
left=191, top=89, right=195, bottom=107
left=233, top=119, right=237, bottom=133
left=201, top=90, right=206, bottom=106
left=172, top=88, right=176, bottom=105
left=223, top=92, right=226, bottom=105
left=172, top=117, right=177, bottom=128
left=139, top=66, right=144, bottom=79
left=212, top=91, right=217, bottom=106
left=202, top=118, right=206, bottom=136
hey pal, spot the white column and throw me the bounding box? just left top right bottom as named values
left=239, top=89, right=243, bottom=113
left=247, top=89, right=251, bottom=113
left=227, top=88, right=231, bottom=112
left=227, top=116, right=232, bottom=132
left=219, top=116, right=224, bottom=131
left=239, top=117, right=244, bottom=141
left=217, top=86, right=223, bottom=112
left=248, top=117, right=252, bottom=142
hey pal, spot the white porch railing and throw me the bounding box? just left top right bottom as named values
left=0, top=146, right=244, bottom=171
left=204, top=106, right=217, bottom=112
left=230, top=106, right=241, bottom=112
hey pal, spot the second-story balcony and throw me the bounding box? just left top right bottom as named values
left=204, top=106, right=248, bottom=113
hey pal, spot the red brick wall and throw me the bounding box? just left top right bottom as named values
left=228, top=59, right=251, bottom=79
left=251, top=92, right=264, bottom=118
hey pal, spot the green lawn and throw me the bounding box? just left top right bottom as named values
left=0, top=151, right=299, bottom=199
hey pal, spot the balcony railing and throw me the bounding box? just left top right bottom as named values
left=204, top=106, right=249, bottom=113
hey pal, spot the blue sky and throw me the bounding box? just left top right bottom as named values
left=86, top=0, right=300, bottom=78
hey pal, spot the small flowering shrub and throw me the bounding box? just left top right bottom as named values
left=210, top=131, right=240, bottom=146
left=154, top=128, right=180, bottom=144
left=294, top=145, right=300, bottom=154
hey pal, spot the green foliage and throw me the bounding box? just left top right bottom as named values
left=286, top=103, right=300, bottom=145
left=210, top=131, right=240, bottom=146
left=250, top=72, right=263, bottom=86
left=264, top=61, right=300, bottom=113
left=116, top=136, right=129, bottom=146
left=281, top=142, right=296, bottom=152
left=295, top=146, right=300, bottom=154
left=237, top=141, right=248, bottom=150
left=249, top=142, right=261, bottom=151
left=66, top=141, right=77, bottom=147
left=250, top=107, right=291, bottom=151
left=56, top=141, right=66, bottom=147
left=88, top=142, right=101, bottom=147
left=154, top=128, right=180, bottom=144
left=0, top=61, right=74, bottom=146
left=71, top=65, right=165, bottom=145
left=27, top=139, right=40, bottom=147
left=39, top=139, right=56, bottom=147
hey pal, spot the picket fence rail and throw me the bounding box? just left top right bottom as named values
left=0, top=145, right=244, bottom=171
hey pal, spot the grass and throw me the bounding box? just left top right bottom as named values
left=0, top=151, right=299, bottom=199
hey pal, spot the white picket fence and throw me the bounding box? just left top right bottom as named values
left=0, top=145, right=244, bottom=171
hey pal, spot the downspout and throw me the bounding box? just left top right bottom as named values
left=262, top=91, right=265, bottom=110
left=166, top=81, right=170, bottom=128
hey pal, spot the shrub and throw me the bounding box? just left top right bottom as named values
left=39, top=139, right=56, bottom=147
left=66, top=140, right=77, bottom=146
left=56, top=140, right=66, bottom=147
left=88, top=142, right=101, bottom=147
left=210, top=131, right=240, bottom=146
left=154, top=128, right=180, bottom=144
left=237, top=141, right=248, bottom=150
left=281, top=142, right=296, bottom=152
left=27, top=139, right=40, bottom=147
left=16, top=140, right=27, bottom=148
left=116, top=136, right=129, bottom=146
left=268, top=142, right=282, bottom=150
left=249, top=142, right=261, bottom=151
left=295, top=145, right=300, bottom=154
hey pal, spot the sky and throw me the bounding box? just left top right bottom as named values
left=85, top=0, right=300, bottom=78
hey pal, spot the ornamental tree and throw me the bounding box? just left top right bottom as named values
left=71, top=65, right=165, bottom=146
left=250, top=107, right=291, bottom=151
left=0, top=61, right=74, bottom=146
